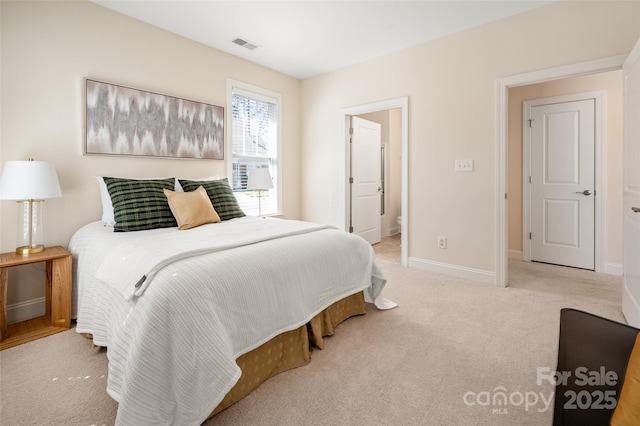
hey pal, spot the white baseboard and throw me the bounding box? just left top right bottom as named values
left=604, top=262, right=623, bottom=276
left=6, top=297, right=45, bottom=324
left=388, top=226, right=400, bottom=236
left=408, top=257, right=495, bottom=285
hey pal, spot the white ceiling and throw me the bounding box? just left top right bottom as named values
left=92, top=0, right=553, bottom=80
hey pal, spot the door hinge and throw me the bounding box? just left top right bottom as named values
left=505, top=193, right=507, bottom=199
left=529, top=232, right=532, bottom=240
left=349, top=127, right=354, bottom=135
left=349, top=177, right=354, bottom=184
left=529, top=176, right=532, bottom=184
left=528, top=119, right=534, bottom=127
left=349, top=226, right=354, bottom=233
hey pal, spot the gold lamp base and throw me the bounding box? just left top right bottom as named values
left=16, top=245, right=45, bottom=255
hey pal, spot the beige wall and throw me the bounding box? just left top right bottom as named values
left=1, top=1, right=300, bottom=308
left=300, top=1, right=639, bottom=276
left=2, top=1, right=639, bottom=313
left=508, top=70, right=624, bottom=269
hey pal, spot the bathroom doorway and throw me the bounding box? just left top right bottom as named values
left=355, top=109, right=402, bottom=241
left=341, top=97, right=408, bottom=266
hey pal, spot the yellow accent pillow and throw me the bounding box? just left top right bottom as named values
left=163, top=186, right=220, bottom=230
left=611, top=333, right=640, bottom=425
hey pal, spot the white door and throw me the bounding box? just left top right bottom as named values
left=351, top=116, right=382, bottom=245
left=527, top=98, right=595, bottom=269
left=623, top=38, right=640, bottom=328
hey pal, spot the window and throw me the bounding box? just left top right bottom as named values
left=227, top=80, right=281, bottom=216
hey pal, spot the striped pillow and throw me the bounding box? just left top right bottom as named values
left=103, top=177, right=177, bottom=232
left=178, top=178, right=245, bottom=221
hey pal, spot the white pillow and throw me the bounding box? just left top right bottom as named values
left=97, top=176, right=116, bottom=226
left=97, top=176, right=220, bottom=226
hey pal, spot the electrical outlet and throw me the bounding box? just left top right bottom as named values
left=438, top=236, right=447, bottom=249
left=455, top=159, right=474, bottom=172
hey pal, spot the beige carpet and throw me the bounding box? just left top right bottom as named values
left=0, top=239, right=625, bottom=425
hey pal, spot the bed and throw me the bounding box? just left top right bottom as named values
left=69, top=176, right=389, bottom=425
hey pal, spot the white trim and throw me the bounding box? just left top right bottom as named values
left=408, top=257, right=495, bottom=285
left=495, top=55, right=626, bottom=287
left=496, top=81, right=509, bottom=287
left=522, top=92, right=606, bottom=273
left=340, top=97, right=409, bottom=267
left=6, top=297, right=45, bottom=324
left=605, top=262, right=623, bottom=276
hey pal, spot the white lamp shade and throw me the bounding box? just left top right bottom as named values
left=0, top=160, right=62, bottom=200
left=247, top=168, right=273, bottom=190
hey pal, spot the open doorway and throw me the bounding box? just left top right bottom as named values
left=340, top=97, right=409, bottom=267
left=355, top=111, right=401, bottom=237
left=496, top=56, right=627, bottom=287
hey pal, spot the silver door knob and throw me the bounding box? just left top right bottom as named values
left=576, top=190, right=592, bottom=196
left=632, top=207, right=640, bottom=213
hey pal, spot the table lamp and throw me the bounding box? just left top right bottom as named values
left=0, top=159, right=62, bottom=255
left=247, top=168, right=273, bottom=218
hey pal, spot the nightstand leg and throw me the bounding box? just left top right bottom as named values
left=49, top=256, right=71, bottom=328
left=0, top=268, right=7, bottom=341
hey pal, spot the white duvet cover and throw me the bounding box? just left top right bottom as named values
left=69, top=217, right=386, bottom=425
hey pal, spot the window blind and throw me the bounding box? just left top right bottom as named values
left=231, top=89, right=278, bottom=216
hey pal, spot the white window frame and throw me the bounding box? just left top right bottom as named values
left=226, top=78, right=282, bottom=216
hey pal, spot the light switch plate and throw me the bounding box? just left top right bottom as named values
left=455, top=159, right=474, bottom=172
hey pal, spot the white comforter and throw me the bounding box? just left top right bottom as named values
left=70, top=217, right=387, bottom=426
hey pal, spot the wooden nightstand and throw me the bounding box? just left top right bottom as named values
left=0, top=246, right=72, bottom=350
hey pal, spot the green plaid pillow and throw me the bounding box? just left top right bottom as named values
left=103, top=177, right=177, bottom=232
left=178, top=178, right=245, bottom=221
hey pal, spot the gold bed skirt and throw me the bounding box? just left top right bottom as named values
left=208, top=291, right=366, bottom=418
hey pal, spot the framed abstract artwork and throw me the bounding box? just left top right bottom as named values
left=85, top=79, right=224, bottom=160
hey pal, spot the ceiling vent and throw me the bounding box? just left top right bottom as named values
left=232, top=37, right=259, bottom=51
